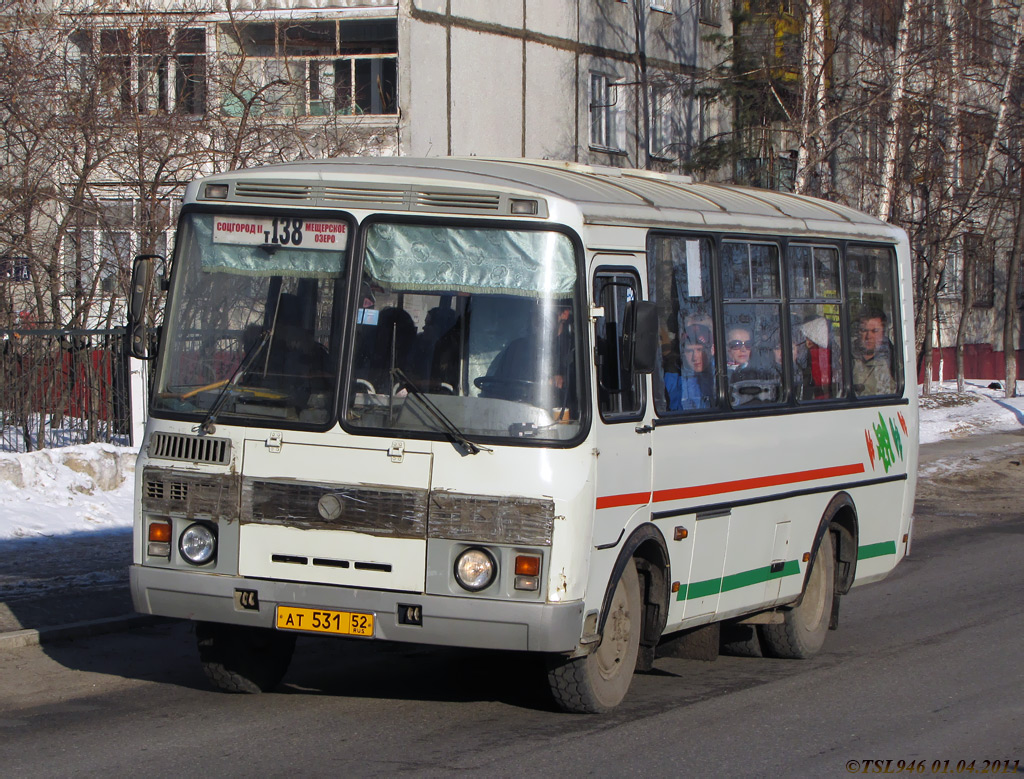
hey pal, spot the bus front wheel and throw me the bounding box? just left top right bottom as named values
left=759, top=528, right=835, bottom=659
left=196, top=622, right=296, bottom=693
left=546, top=559, right=642, bottom=713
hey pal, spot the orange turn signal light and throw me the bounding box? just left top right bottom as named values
left=149, top=521, right=172, bottom=543
left=515, top=555, right=541, bottom=577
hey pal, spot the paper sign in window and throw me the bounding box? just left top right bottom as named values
left=685, top=240, right=702, bottom=298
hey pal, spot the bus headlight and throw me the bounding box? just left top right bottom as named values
left=454, top=548, right=496, bottom=592
left=179, top=523, right=217, bottom=565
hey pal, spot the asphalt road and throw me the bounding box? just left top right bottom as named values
left=1, top=443, right=1022, bottom=776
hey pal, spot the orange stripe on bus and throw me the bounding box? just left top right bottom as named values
left=595, top=463, right=865, bottom=510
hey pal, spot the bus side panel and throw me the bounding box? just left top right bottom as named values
left=651, top=406, right=913, bottom=631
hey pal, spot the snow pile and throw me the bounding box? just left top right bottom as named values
left=918, top=380, right=1024, bottom=444
left=0, top=379, right=1022, bottom=540
left=0, top=444, right=136, bottom=540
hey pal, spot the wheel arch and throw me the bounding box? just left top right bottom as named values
left=818, top=491, right=859, bottom=596
left=597, top=523, right=670, bottom=670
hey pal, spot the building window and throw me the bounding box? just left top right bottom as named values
left=0, top=257, right=31, bottom=282
left=965, top=234, right=994, bottom=308
left=699, top=0, right=721, bottom=24
left=1016, top=254, right=1024, bottom=309
left=650, top=85, right=675, bottom=159
left=73, top=27, right=207, bottom=114
left=63, top=200, right=173, bottom=297
left=220, top=18, right=397, bottom=117
left=590, top=72, right=624, bottom=151
left=964, top=0, right=993, bottom=65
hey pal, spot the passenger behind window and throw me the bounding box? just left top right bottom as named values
left=777, top=318, right=813, bottom=401
left=360, top=306, right=417, bottom=394
left=477, top=301, right=575, bottom=414
left=411, top=306, right=459, bottom=391
left=727, top=324, right=761, bottom=406
left=729, top=321, right=789, bottom=407
left=264, top=292, right=329, bottom=404
left=665, top=324, right=714, bottom=410
left=852, top=307, right=895, bottom=396
left=800, top=316, right=838, bottom=400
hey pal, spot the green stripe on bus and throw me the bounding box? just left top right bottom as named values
left=676, top=560, right=802, bottom=601
left=857, top=540, right=897, bottom=560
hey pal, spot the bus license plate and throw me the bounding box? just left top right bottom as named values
left=276, top=606, right=374, bottom=637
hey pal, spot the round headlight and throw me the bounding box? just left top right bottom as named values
left=454, top=547, right=496, bottom=592
left=179, top=523, right=216, bottom=565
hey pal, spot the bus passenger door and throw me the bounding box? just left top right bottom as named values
left=591, top=266, right=653, bottom=548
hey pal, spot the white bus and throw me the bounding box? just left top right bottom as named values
left=128, top=158, right=918, bottom=713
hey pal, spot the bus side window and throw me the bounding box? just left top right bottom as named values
left=594, top=271, right=643, bottom=420
left=788, top=244, right=845, bottom=402
left=846, top=245, right=902, bottom=397
left=722, top=241, right=784, bottom=409
left=648, top=234, right=718, bottom=414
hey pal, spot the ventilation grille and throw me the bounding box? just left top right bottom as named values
left=218, top=181, right=518, bottom=214
left=321, top=185, right=407, bottom=206
left=415, top=191, right=501, bottom=211
left=150, top=432, right=231, bottom=465
left=234, top=182, right=313, bottom=200
left=269, top=554, right=392, bottom=573
left=143, top=468, right=240, bottom=519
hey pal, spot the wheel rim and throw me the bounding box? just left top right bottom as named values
left=594, top=573, right=634, bottom=681
left=801, top=540, right=829, bottom=631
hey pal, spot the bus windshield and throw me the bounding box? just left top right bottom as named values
left=151, top=212, right=347, bottom=426
left=345, top=222, right=583, bottom=443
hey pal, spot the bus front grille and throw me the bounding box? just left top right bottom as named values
left=150, top=432, right=231, bottom=465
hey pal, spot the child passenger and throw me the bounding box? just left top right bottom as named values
left=665, top=324, right=714, bottom=410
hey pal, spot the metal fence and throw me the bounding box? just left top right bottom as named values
left=0, top=328, right=133, bottom=452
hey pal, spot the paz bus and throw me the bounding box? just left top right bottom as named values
left=128, top=157, right=917, bottom=713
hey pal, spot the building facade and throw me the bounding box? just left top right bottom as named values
left=0, top=0, right=731, bottom=331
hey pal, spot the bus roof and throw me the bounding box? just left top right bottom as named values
left=195, top=157, right=901, bottom=243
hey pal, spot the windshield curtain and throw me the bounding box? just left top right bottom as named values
left=347, top=222, right=583, bottom=443
left=151, top=212, right=347, bottom=427
left=364, top=223, right=576, bottom=296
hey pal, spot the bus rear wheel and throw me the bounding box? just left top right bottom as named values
left=546, top=559, right=641, bottom=713
left=196, top=622, right=296, bottom=693
left=759, top=529, right=835, bottom=659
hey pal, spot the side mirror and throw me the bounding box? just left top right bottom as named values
left=624, top=300, right=659, bottom=374
left=128, top=255, right=159, bottom=359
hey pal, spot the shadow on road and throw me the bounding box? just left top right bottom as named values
left=0, top=528, right=134, bottom=633
left=279, top=635, right=561, bottom=711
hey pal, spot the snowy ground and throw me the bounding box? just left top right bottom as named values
left=1, top=379, right=1023, bottom=541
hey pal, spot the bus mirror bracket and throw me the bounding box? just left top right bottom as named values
left=624, top=300, right=658, bottom=375
left=128, top=254, right=161, bottom=360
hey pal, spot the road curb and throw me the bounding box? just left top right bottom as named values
left=0, top=614, right=173, bottom=651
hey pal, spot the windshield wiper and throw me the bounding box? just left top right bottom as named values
left=198, top=328, right=272, bottom=435
left=391, top=368, right=491, bottom=456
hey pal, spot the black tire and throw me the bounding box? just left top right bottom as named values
left=759, top=529, right=835, bottom=659
left=196, top=622, right=296, bottom=694
left=546, top=559, right=642, bottom=713
left=720, top=623, right=763, bottom=658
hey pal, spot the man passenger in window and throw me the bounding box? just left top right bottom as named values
left=852, top=308, right=895, bottom=396
left=665, top=324, right=714, bottom=410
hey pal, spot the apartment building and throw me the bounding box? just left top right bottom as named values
left=0, top=0, right=729, bottom=329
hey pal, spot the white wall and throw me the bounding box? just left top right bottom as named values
left=449, top=28, right=524, bottom=156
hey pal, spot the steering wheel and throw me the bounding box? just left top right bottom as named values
left=474, top=376, right=542, bottom=401
left=355, top=378, right=376, bottom=395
